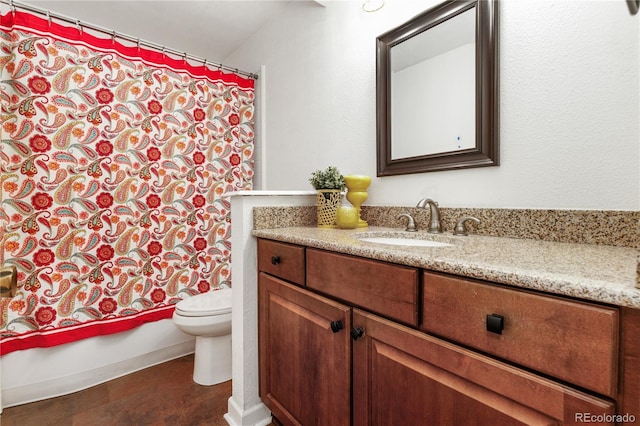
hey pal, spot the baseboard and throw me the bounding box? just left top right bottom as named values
left=224, top=396, right=272, bottom=426
left=1, top=339, right=195, bottom=408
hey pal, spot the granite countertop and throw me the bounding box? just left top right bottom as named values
left=253, top=226, right=640, bottom=309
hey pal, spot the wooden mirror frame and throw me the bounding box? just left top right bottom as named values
left=376, top=0, right=499, bottom=176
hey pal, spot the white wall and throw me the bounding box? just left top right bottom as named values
left=225, top=0, right=640, bottom=210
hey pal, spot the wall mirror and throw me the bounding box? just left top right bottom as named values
left=376, top=0, right=499, bottom=176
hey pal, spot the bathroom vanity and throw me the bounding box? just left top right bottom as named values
left=254, top=227, right=639, bottom=425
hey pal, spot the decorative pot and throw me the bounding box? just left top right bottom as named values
left=316, top=190, right=342, bottom=228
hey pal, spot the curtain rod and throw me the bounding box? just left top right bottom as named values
left=0, top=0, right=258, bottom=80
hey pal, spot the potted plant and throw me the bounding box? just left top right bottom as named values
left=309, top=166, right=345, bottom=228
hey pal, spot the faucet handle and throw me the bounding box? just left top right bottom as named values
left=453, top=216, right=481, bottom=236
left=397, top=214, right=417, bottom=232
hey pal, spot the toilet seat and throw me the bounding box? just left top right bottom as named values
left=175, top=288, right=232, bottom=317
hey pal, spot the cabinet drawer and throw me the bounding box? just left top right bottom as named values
left=307, top=249, right=419, bottom=326
left=257, top=239, right=305, bottom=285
left=421, top=271, right=619, bottom=398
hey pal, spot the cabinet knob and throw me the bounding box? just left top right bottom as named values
left=270, top=255, right=281, bottom=265
left=350, top=327, right=365, bottom=341
left=330, top=320, right=344, bottom=333
left=486, top=313, right=505, bottom=335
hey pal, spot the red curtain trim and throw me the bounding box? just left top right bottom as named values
left=0, top=10, right=255, bottom=90
left=0, top=306, right=176, bottom=356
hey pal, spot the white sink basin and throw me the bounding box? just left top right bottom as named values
left=357, top=237, right=453, bottom=248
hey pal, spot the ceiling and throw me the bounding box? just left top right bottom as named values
left=16, top=1, right=295, bottom=68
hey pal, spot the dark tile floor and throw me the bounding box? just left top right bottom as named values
left=1, top=354, right=232, bottom=426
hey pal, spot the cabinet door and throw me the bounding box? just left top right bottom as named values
left=352, top=309, right=615, bottom=426
left=259, top=272, right=351, bottom=426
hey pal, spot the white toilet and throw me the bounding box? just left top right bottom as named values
left=172, top=287, right=232, bottom=386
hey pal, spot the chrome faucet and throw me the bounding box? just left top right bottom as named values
left=416, top=198, right=442, bottom=234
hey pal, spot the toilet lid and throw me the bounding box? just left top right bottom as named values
left=175, top=288, right=232, bottom=317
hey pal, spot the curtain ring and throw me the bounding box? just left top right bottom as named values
left=136, top=38, right=140, bottom=53
left=111, top=30, right=116, bottom=45
left=76, top=20, right=83, bottom=36
left=161, top=47, right=166, bottom=59
left=46, top=10, right=52, bottom=27
left=183, top=52, right=187, bottom=65
left=10, top=0, right=15, bottom=18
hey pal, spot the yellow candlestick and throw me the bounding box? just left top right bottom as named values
left=344, top=175, right=371, bottom=228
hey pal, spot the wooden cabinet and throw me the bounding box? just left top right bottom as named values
left=257, top=239, right=632, bottom=425
left=259, top=272, right=351, bottom=425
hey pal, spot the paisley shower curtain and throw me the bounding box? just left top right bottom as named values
left=0, top=11, right=254, bottom=354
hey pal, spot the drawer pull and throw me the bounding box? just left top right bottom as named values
left=270, top=256, right=281, bottom=265
left=330, top=320, right=344, bottom=333
left=486, top=314, right=504, bottom=335
left=350, top=327, right=365, bottom=341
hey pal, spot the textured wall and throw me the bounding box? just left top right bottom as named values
left=225, top=0, right=639, bottom=210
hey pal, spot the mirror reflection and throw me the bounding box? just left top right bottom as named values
left=391, top=7, right=476, bottom=159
